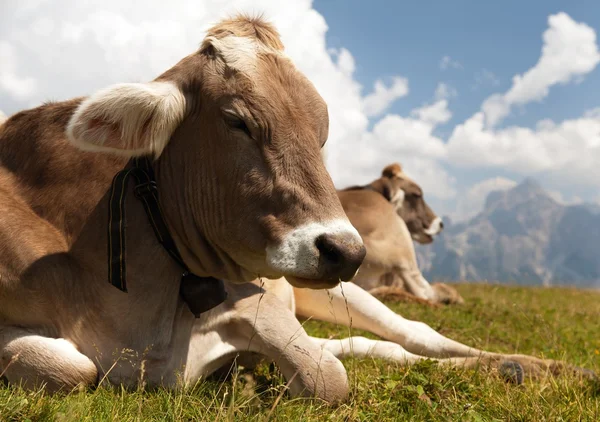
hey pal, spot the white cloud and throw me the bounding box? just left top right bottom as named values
left=584, top=107, right=600, bottom=119
left=481, top=12, right=600, bottom=127
left=1, top=5, right=598, bottom=207
left=445, top=13, right=600, bottom=191
left=362, top=77, right=409, bottom=117
left=434, top=82, right=457, bottom=100
left=446, top=110, right=600, bottom=184
left=547, top=190, right=583, bottom=205
left=0, top=41, right=37, bottom=100
left=331, top=108, right=455, bottom=199
left=0, top=0, right=457, bottom=202
left=439, top=55, right=462, bottom=70
left=453, top=177, right=517, bottom=222
left=411, top=99, right=452, bottom=127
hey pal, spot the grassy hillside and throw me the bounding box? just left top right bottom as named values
left=1, top=283, right=598, bottom=421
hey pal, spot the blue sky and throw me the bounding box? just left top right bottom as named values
left=315, top=0, right=599, bottom=125
left=0, top=1, right=599, bottom=220
left=313, top=0, right=600, bottom=216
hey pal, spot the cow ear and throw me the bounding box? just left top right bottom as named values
left=368, top=178, right=393, bottom=201
left=381, top=179, right=393, bottom=202
left=382, top=163, right=402, bottom=178
left=67, top=82, right=186, bottom=158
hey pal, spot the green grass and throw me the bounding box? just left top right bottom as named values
left=1, top=283, right=599, bottom=421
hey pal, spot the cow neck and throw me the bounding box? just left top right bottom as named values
left=107, top=156, right=227, bottom=317
left=362, top=185, right=379, bottom=193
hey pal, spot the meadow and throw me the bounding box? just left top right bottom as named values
left=1, top=283, right=598, bottom=421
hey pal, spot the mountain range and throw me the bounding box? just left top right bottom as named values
left=415, top=178, right=600, bottom=288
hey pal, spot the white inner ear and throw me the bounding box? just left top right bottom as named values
left=66, top=81, right=186, bottom=158
left=391, top=188, right=405, bottom=210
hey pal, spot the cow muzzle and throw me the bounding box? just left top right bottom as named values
left=266, top=219, right=366, bottom=289
left=424, top=217, right=444, bottom=236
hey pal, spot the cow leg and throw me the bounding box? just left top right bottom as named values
left=294, top=283, right=594, bottom=380
left=367, top=285, right=440, bottom=307
left=0, top=326, right=98, bottom=392
left=310, top=336, right=554, bottom=382
left=294, top=282, right=476, bottom=358
left=393, top=267, right=437, bottom=302
left=226, top=290, right=350, bottom=404
left=310, top=336, right=490, bottom=369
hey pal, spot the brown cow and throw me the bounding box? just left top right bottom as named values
left=0, top=15, right=365, bottom=396
left=342, top=163, right=442, bottom=243
left=0, top=16, right=593, bottom=404
left=338, top=163, right=463, bottom=304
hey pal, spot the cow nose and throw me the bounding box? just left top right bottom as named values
left=315, top=233, right=366, bottom=281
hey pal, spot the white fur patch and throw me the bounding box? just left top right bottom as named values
left=424, top=217, right=443, bottom=236
left=66, top=81, right=186, bottom=158
left=390, top=188, right=405, bottom=210
left=206, top=35, right=289, bottom=77
left=266, top=219, right=362, bottom=278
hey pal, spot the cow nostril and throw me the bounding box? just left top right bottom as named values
left=315, top=234, right=341, bottom=265
left=439, top=221, right=444, bottom=230
left=315, top=233, right=366, bottom=282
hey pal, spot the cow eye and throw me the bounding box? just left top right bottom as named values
left=224, top=112, right=252, bottom=138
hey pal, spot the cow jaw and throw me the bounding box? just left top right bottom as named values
left=265, top=219, right=365, bottom=289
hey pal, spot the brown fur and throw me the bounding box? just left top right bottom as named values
left=336, top=163, right=464, bottom=304
left=203, top=14, right=285, bottom=51
left=341, top=162, right=440, bottom=244
left=0, top=15, right=364, bottom=393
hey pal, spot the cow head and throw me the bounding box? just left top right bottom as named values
left=66, top=15, right=365, bottom=289
left=371, top=163, right=443, bottom=244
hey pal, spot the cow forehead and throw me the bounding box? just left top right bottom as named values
left=396, top=175, right=420, bottom=191
left=207, top=34, right=290, bottom=79
left=204, top=35, right=327, bottom=132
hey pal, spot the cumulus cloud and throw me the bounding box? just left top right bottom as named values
left=362, top=77, right=409, bottom=117
left=439, top=55, right=462, bottom=70
left=453, top=177, right=517, bottom=222
left=0, top=41, right=37, bottom=100
left=0, top=0, right=458, bottom=201
left=446, top=110, right=600, bottom=184
left=346, top=93, right=456, bottom=198
left=445, top=13, right=600, bottom=190
left=1, top=4, right=598, bottom=206
left=547, top=190, right=583, bottom=205
left=330, top=106, right=455, bottom=199
left=411, top=100, right=452, bottom=127
left=481, top=12, right=600, bottom=127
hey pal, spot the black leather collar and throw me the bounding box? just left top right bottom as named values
left=107, top=156, right=227, bottom=317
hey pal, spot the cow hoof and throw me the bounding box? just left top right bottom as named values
left=431, top=283, right=465, bottom=305
left=499, top=361, right=524, bottom=385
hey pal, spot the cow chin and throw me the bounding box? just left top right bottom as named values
left=412, top=233, right=433, bottom=245
left=284, top=275, right=343, bottom=289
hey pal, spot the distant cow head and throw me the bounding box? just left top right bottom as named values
left=370, top=163, right=443, bottom=244
left=66, top=15, right=365, bottom=289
